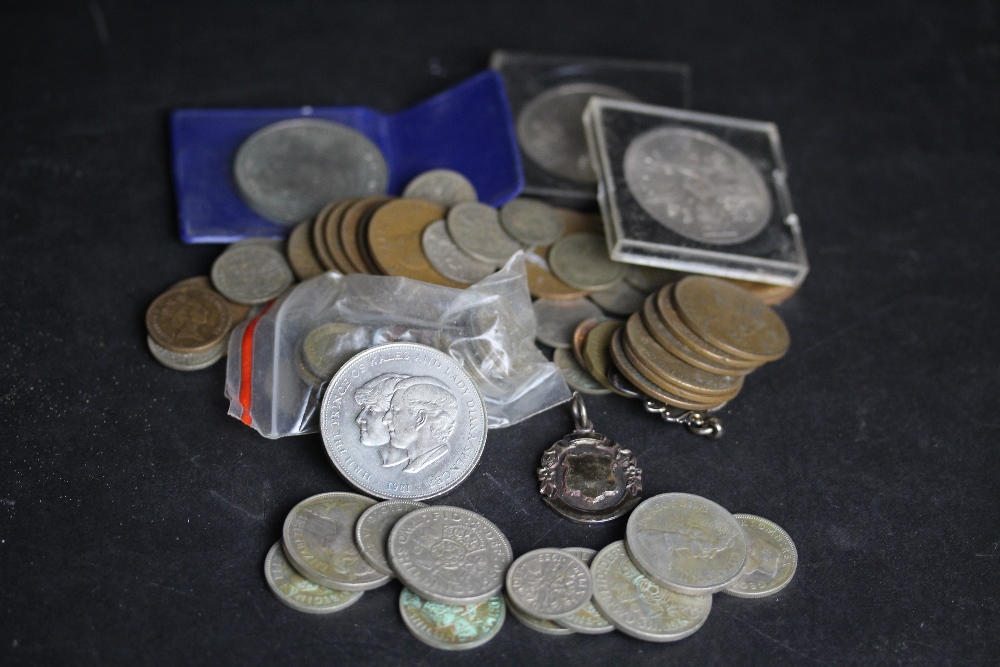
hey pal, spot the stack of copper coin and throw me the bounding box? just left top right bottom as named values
left=572, top=276, right=790, bottom=410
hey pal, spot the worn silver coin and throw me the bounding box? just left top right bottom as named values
left=264, top=542, right=364, bottom=614
left=591, top=541, right=712, bottom=642
left=234, top=118, right=388, bottom=225
left=421, top=219, right=496, bottom=284
left=354, top=499, right=427, bottom=577
left=146, top=335, right=225, bottom=372
left=506, top=548, right=593, bottom=620
left=299, top=322, right=369, bottom=382
left=388, top=506, right=513, bottom=606
left=211, top=243, right=294, bottom=305
left=555, top=548, right=614, bottom=634
left=402, top=169, right=478, bottom=208
left=505, top=593, right=575, bottom=635
left=399, top=588, right=505, bottom=651
left=623, top=127, right=772, bottom=245
left=723, top=514, right=798, bottom=598
left=589, top=279, right=649, bottom=316
left=282, top=492, right=391, bottom=592
left=445, top=202, right=522, bottom=266
left=625, top=493, right=748, bottom=595
left=533, top=298, right=604, bottom=349
left=319, top=344, right=488, bottom=501
left=517, top=82, right=637, bottom=183
left=548, top=233, right=626, bottom=291
left=499, top=198, right=564, bottom=246
left=553, top=348, right=610, bottom=395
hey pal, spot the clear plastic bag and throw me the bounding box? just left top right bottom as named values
left=225, top=253, right=570, bottom=438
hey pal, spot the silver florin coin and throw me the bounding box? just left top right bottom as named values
left=354, top=499, right=427, bottom=577
left=555, top=548, right=614, bottom=634
left=505, top=548, right=593, bottom=620
left=553, top=348, right=610, bottom=395
left=211, top=243, right=294, bottom=305
left=499, top=198, right=564, bottom=246
left=548, top=233, right=626, bottom=291
left=421, top=219, right=496, bottom=284
left=320, top=344, right=488, bottom=501
left=516, top=82, right=637, bottom=184
left=591, top=541, right=712, bottom=642
left=388, top=506, right=512, bottom=606
left=281, top=492, right=391, bottom=592
left=399, top=588, right=505, bottom=651
left=505, top=593, right=575, bottom=635
left=445, top=202, right=522, bottom=266
left=723, top=514, right=798, bottom=598
left=264, top=542, right=364, bottom=614
left=623, top=127, right=772, bottom=245
left=146, top=335, right=225, bottom=372
left=234, top=118, right=388, bottom=225
left=625, top=493, right=748, bottom=595
left=402, top=169, right=478, bottom=208
left=533, top=298, right=604, bottom=349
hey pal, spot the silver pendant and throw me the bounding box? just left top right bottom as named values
left=537, top=392, right=642, bottom=523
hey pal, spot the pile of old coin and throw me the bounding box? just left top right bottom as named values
left=266, top=490, right=796, bottom=647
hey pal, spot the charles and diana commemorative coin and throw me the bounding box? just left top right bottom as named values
left=319, top=343, right=488, bottom=501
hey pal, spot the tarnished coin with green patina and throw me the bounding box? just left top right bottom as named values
left=723, top=514, right=798, bottom=598
left=264, top=542, right=363, bottom=614
left=399, top=588, right=505, bottom=651
left=354, top=499, right=427, bottom=577
left=555, top=548, right=614, bottom=634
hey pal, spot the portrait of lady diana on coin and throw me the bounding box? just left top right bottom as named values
left=320, top=344, right=488, bottom=501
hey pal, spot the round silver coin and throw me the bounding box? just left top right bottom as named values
left=516, top=82, right=637, bottom=183
left=264, top=542, right=364, bottom=614
left=399, top=588, right=505, bottom=651
left=555, top=547, right=614, bottom=634
left=589, top=279, right=648, bottom=316
left=281, top=492, right=392, bottom=592
left=548, top=233, right=625, bottom=292
left=498, top=198, right=564, bottom=246
left=298, top=322, right=369, bottom=382
left=591, top=541, right=712, bottom=642
left=354, top=499, right=427, bottom=577
left=211, top=243, right=294, bottom=305
left=388, top=506, right=512, bottom=606
left=723, top=514, right=798, bottom=598
left=146, top=335, right=225, bottom=372
left=625, top=493, right=748, bottom=596
left=421, top=219, right=496, bottom=284
left=233, top=118, right=388, bottom=225
left=445, top=202, right=522, bottom=266
left=506, top=548, right=593, bottom=620
left=402, top=169, right=478, bottom=208
left=533, top=298, right=604, bottom=349
left=553, top=348, right=610, bottom=396
left=505, top=593, right=575, bottom=635
left=319, top=343, right=488, bottom=501
left=623, top=127, right=772, bottom=246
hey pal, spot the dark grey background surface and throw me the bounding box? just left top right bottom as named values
left=2, top=1, right=999, bottom=665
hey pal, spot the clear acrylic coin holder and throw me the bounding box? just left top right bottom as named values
left=490, top=50, right=690, bottom=207
left=583, top=98, right=809, bottom=287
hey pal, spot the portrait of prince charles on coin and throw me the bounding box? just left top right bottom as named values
left=354, top=374, right=459, bottom=474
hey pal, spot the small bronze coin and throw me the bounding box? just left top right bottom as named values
left=367, top=199, right=465, bottom=288
left=640, top=295, right=748, bottom=376
left=286, top=218, right=325, bottom=281
left=572, top=318, right=604, bottom=369
left=312, top=199, right=354, bottom=272
left=725, top=278, right=798, bottom=306
left=146, top=285, right=232, bottom=354
left=673, top=276, right=790, bottom=362
left=339, top=196, right=394, bottom=274
left=169, top=276, right=250, bottom=328
left=656, top=285, right=759, bottom=370
left=582, top=319, right=629, bottom=396
left=355, top=199, right=391, bottom=275
left=622, top=330, right=741, bottom=404
left=555, top=208, right=603, bottom=236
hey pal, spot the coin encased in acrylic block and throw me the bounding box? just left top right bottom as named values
left=538, top=393, right=642, bottom=523
left=583, top=98, right=808, bottom=287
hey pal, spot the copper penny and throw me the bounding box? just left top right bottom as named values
left=725, top=278, right=798, bottom=306
left=367, top=199, right=465, bottom=288
left=673, top=276, right=790, bottom=362
left=338, top=196, right=394, bottom=274
left=555, top=208, right=603, bottom=236
left=312, top=199, right=354, bottom=272
left=572, top=318, right=604, bottom=369
left=656, top=285, right=758, bottom=370
left=582, top=319, right=629, bottom=396
left=640, top=295, right=749, bottom=376
left=146, top=285, right=232, bottom=354
left=609, top=329, right=722, bottom=410
left=286, top=218, right=325, bottom=281
left=169, top=276, right=250, bottom=326
left=355, top=198, right=391, bottom=274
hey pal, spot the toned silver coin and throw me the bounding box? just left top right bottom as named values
left=549, top=233, right=626, bottom=291
left=499, top=198, right=564, bottom=246
left=299, top=322, right=368, bottom=382
left=319, top=344, right=488, bottom=501
left=505, top=593, right=575, bottom=635
left=723, top=514, right=798, bottom=598
left=517, top=82, right=637, bottom=183
left=445, top=202, right=522, bottom=266
left=354, top=499, right=427, bottom=577
left=388, top=506, right=513, bottom=606
left=282, top=492, right=391, bottom=592
left=399, top=588, right=505, bottom=651
left=623, top=127, right=772, bottom=245
left=211, top=243, right=294, bottom=305
left=234, top=118, right=388, bottom=225
left=625, top=493, right=748, bottom=595
left=506, top=548, right=593, bottom=620
left=553, top=348, right=610, bottom=396
left=591, top=541, right=712, bottom=643
left=589, top=279, right=648, bottom=316
left=264, top=542, right=364, bottom=614
left=402, top=169, right=478, bottom=208
left=533, top=298, right=604, bottom=349
left=421, top=219, right=496, bottom=285
left=556, top=548, right=614, bottom=634
left=146, top=335, right=225, bottom=372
